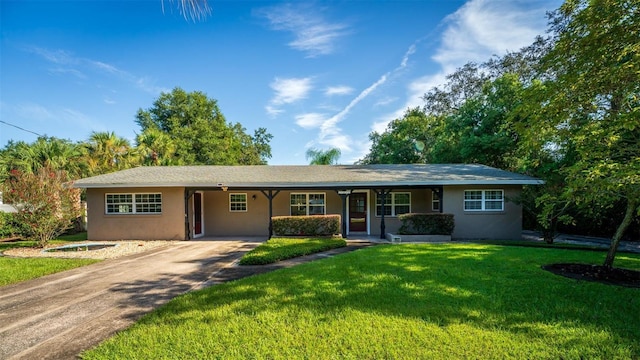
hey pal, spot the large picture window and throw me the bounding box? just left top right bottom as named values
left=290, top=193, right=325, bottom=216
left=229, top=193, right=247, bottom=212
left=464, top=190, right=504, bottom=211
left=376, top=192, right=410, bottom=216
left=106, top=193, right=162, bottom=214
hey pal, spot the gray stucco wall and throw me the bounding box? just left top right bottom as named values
left=442, top=185, right=523, bottom=240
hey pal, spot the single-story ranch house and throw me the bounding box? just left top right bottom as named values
left=73, top=164, right=542, bottom=241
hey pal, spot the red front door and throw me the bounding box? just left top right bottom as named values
left=349, top=193, right=367, bottom=232
left=194, top=192, right=203, bottom=237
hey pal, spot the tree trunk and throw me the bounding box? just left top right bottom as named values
left=603, top=198, right=638, bottom=269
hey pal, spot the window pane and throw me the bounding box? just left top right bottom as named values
left=309, top=194, right=324, bottom=205
left=485, top=191, right=503, bottom=200
left=291, top=194, right=306, bottom=205
left=376, top=206, right=392, bottom=216
left=464, top=191, right=482, bottom=200
left=464, top=201, right=482, bottom=210
left=291, top=206, right=307, bottom=216
left=485, top=201, right=503, bottom=210
left=395, top=205, right=410, bottom=215
left=308, top=206, right=325, bottom=215
left=394, top=193, right=410, bottom=205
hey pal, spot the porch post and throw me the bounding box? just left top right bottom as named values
left=375, top=189, right=390, bottom=239
left=336, top=190, right=352, bottom=239
left=260, top=190, right=281, bottom=239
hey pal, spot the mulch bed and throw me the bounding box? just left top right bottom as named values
left=543, top=263, right=640, bottom=288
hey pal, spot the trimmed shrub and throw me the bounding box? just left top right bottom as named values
left=272, top=215, right=341, bottom=236
left=0, top=212, right=30, bottom=239
left=398, top=213, right=455, bottom=235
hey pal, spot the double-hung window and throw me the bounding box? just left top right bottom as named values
left=376, top=192, right=410, bottom=216
left=106, top=193, right=162, bottom=214
left=290, top=193, right=325, bottom=216
left=229, top=193, right=247, bottom=212
left=464, top=190, right=504, bottom=211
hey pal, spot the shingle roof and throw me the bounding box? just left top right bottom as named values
left=73, top=164, right=542, bottom=189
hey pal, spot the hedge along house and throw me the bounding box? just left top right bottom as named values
left=73, top=164, right=542, bottom=241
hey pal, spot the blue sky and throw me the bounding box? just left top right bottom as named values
left=1, top=0, right=561, bottom=165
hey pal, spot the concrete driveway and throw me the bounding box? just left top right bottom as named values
left=0, top=238, right=264, bottom=360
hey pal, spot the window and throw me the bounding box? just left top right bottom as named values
left=432, top=191, right=440, bottom=211
left=229, top=193, right=247, bottom=212
left=464, top=190, right=504, bottom=211
left=106, top=193, right=162, bottom=214
left=290, top=193, right=325, bottom=216
left=376, top=192, right=411, bottom=216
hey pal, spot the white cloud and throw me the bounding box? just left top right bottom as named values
left=433, top=0, right=549, bottom=72
left=25, top=45, right=166, bottom=95
left=377, top=0, right=554, bottom=133
left=265, top=105, right=284, bottom=117
left=325, top=85, right=354, bottom=96
left=257, top=4, right=349, bottom=57
left=14, top=103, right=55, bottom=121
left=267, top=77, right=314, bottom=116
left=295, top=113, right=326, bottom=129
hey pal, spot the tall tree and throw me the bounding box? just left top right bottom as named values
left=306, top=148, right=341, bottom=165
left=359, top=108, right=437, bottom=164
left=525, top=0, right=639, bottom=267
left=83, top=131, right=138, bottom=175
left=135, top=87, right=272, bottom=165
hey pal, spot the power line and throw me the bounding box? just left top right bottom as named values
left=0, top=120, right=43, bottom=137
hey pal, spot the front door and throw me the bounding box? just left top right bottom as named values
left=193, top=192, right=203, bottom=237
left=349, top=193, right=367, bottom=232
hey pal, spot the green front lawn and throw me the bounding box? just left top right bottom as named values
left=82, top=244, right=640, bottom=359
left=239, top=237, right=347, bottom=265
left=0, top=232, right=99, bottom=286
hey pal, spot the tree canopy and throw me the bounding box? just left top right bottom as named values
left=358, top=0, right=639, bottom=265
left=135, top=87, right=272, bottom=165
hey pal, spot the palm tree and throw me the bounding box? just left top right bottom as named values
left=136, top=127, right=178, bottom=165
left=164, top=0, right=211, bottom=21
left=0, top=137, right=87, bottom=182
left=306, top=148, right=341, bottom=165
left=83, top=131, right=138, bottom=175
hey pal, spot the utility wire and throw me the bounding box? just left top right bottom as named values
left=0, top=120, right=42, bottom=137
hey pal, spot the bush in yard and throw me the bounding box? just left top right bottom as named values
left=272, top=215, right=341, bottom=236
left=0, top=212, right=30, bottom=239
left=3, top=166, right=82, bottom=247
left=398, top=213, right=455, bottom=235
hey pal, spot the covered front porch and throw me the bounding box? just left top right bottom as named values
left=184, top=186, right=444, bottom=240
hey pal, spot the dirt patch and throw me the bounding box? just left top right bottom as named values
left=543, top=263, right=640, bottom=288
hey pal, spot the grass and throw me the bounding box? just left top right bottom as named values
left=82, top=244, right=640, bottom=359
left=239, top=237, right=347, bottom=265
left=0, top=232, right=99, bottom=286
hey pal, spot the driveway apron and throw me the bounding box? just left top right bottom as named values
left=0, top=238, right=263, bottom=360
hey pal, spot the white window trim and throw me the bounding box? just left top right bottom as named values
left=463, top=189, right=504, bottom=212
left=431, top=191, right=440, bottom=211
left=229, top=193, right=248, bottom=212
left=290, top=192, right=326, bottom=216
left=375, top=192, right=411, bottom=217
left=105, top=193, right=162, bottom=215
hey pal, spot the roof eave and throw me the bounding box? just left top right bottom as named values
left=74, top=179, right=544, bottom=189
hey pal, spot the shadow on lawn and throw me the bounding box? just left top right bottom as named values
left=107, top=241, right=261, bottom=321
left=109, top=243, right=640, bottom=352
